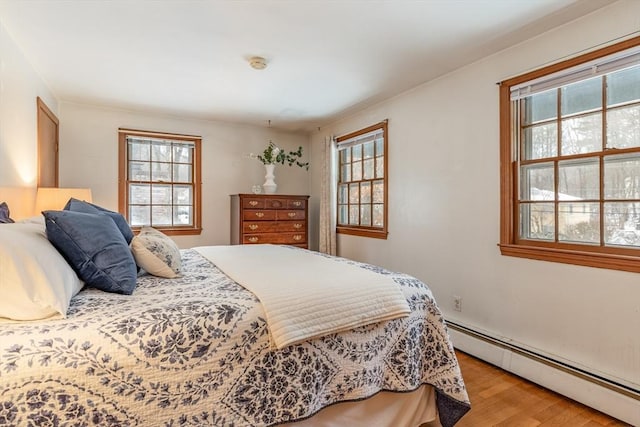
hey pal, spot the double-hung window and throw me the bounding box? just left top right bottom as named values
left=336, top=121, right=388, bottom=239
left=499, top=36, right=640, bottom=272
left=118, top=129, right=202, bottom=235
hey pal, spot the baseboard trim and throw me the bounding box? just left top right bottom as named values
left=447, top=320, right=640, bottom=426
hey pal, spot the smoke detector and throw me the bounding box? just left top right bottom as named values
left=249, top=56, right=267, bottom=70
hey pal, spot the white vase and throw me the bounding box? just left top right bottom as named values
left=263, top=164, right=277, bottom=194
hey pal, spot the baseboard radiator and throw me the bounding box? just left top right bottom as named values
left=446, top=320, right=640, bottom=425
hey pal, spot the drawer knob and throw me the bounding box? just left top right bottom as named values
left=249, top=201, right=259, bottom=206
left=293, top=201, right=301, bottom=207
left=248, top=237, right=259, bottom=243
left=293, top=235, right=302, bottom=241
left=287, top=212, right=296, bottom=218
left=293, top=223, right=302, bottom=229
left=249, top=224, right=259, bottom=230
left=255, top=212, right=264, bottom=218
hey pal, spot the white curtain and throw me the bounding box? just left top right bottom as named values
left=319, top=135, right=337, bottom=255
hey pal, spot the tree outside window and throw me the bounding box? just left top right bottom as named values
left=499, top=36, right=640, bottom=272
left=336, top=121, right=388, bottom=239
left=118, top=129, right=202, bottom=236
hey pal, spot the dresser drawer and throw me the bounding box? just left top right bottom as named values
left=276, top=210, right=306, bottom=220
left=242, top=198, right=265, bottom=209
left=287, top=199, right=306, bottom=209
left=243, top=232, right=306, bottom=244
left=243, top=221, right=306, bottom=233
left=243, top=210, right=277, bottom=221
left=253, top=198, right=306, bottom=209
left=264, top=198, right=288, bottom=209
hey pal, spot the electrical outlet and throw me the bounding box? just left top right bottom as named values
left=453, top=295, right=462, bottom=312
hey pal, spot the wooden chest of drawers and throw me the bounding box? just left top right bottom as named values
left=230, top=194, right=309, bottom=248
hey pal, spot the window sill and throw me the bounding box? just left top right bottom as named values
left=499, top=243, right=640, bottom=273
left=337, top=226, right=388, bottom=239
left=133, top=226, right=202, bottom=236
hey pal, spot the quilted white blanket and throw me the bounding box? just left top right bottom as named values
left=195, top=245, right=410, bottom=348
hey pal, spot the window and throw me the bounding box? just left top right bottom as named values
left=336, top=121, right=388, bottom=239
left=499, top=36, right=640, bottom=272
left=118, top=129, right=202, bottom=236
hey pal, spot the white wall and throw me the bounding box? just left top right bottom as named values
left=309, top=0, right=640, bottom=404
left=59, top=102, right=310, bottom=248
left=0, top=18, right=57, bottom=189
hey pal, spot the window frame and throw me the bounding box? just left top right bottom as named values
left=499, top=36, right=640, bottom=273
left=118, top=128, right=202, bottom=236
left=336, top=121, right=388, bottom=239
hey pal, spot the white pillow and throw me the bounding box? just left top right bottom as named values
left=17, top=215, right=46, bottom=228
left=130, top=227, right=182, bottom=278
left=0, top=223, right=83, bottom=320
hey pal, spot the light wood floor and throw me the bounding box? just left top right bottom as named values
left=454, top=351, right=632, bottom=427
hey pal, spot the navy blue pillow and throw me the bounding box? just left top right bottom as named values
left=0, top=202, right=14, bottom=223
left=43, top=210, right=137, bottom=295
left=64, top=198, right=134, bottom=244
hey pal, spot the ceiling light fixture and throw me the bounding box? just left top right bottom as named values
left=249, top=56, right=267, bottom=70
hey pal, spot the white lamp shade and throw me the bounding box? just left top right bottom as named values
left=35, top=187, right=93, bottom=213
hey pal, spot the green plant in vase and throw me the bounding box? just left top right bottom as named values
left=256, top=141, right=308, bottom=194
left=257, top=141, right=309, bottom=169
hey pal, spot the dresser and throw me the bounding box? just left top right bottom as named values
left=230, top=194, right=309, bottom=248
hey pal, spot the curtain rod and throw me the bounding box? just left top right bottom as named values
left=496, top=30, right=640, bottom=85
left=118, top=128, right=201, bottom=139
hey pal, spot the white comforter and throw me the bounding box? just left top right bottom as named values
left=195, top=245, right=410, bottom=349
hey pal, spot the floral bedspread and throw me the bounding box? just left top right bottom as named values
left=0, top=248, right=470, bottom=427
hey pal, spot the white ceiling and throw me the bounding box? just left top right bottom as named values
left=0, top=0, right=615, bottom=132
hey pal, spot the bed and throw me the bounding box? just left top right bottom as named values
left=0, top=201, right=470, bottom=427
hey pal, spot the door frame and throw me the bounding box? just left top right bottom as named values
left=36, top=96, right=59, bottom=187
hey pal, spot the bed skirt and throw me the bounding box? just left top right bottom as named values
left=285, top=385, right=439, bottom=427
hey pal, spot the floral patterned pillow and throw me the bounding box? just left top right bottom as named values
left=130, top=227, right=181, bottom=278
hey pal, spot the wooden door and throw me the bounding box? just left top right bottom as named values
left=37, top=97, right=59, bottom=187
